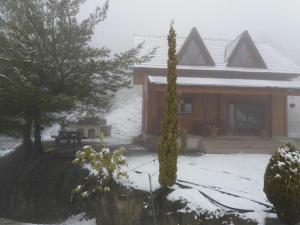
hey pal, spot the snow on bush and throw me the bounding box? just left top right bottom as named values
left=264, top=141, right=300, bottom=225
left=73, top=142, right=127, bottom=197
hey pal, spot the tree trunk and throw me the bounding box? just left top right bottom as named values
left=33, top=114, right=43, bottom=154
left=22, top=118, right=32, bottom=153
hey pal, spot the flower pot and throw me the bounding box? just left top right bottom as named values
left=209, top=127, right=220, bottom=137
left=259, top=128, right=267, bottom=138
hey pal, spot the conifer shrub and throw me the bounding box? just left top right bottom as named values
left=158, top=23, right=179, bottom=188
left=264, top=141, right=300, bottom=225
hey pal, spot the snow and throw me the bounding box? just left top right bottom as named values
left=0, top=136, right=21, bottom=157
left=105, top=86, right=142, bottom=143
left=148, top=76, right=300, bottom=91
left=42, top=123, right=60, bottom=141
left=134, top=34, right=300, bottom=74
left=122, top=153, right=275, bottom=225
left=168, top=188, right=222, bottom=216
left=0, top=213, right=96, bottom=225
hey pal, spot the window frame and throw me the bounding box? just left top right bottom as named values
left=179, top=96, right=194, bottom=114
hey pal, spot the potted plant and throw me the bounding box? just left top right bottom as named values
left=208, top=125, right=220, bottom=137
left=258, top=128, right=267, bottom=138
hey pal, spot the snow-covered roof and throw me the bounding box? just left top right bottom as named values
left=134, top=33, right=300, bottom=74
left=148, top=76, right=300, bottom=91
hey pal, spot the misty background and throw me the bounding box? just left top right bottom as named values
left=79, top=0, right=300, bottom=66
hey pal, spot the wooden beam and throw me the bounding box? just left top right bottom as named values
left=152, top=84, right=300, bottom=96
left=217, top=94, right=221, bottom=120
left=203, top=94, right=208, bottom=136
left=268, top=95, right=273, bottom=138
left=284, top=96, right=288, bottom=136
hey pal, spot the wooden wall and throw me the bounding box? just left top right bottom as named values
left=271, top=95, right=287, bottom=136
left=143, top=79, right=288, bottom=137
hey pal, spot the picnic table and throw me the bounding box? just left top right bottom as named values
left=52, top=131, right=84, bottom=144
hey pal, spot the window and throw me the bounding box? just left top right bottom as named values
left=76, top=128, right=85, bottom=137
left=179, top=40, right=207, bottom=66
left=229, top=44, right=257, bottom=68
left=179, top=97, right=193, bottom=114
left=88, top=129, right=96, bottom=138
left=228, top=103, right=266, bottom=134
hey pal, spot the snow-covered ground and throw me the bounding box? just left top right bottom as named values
left=0, top=136, right=21, bottom=157
left=0, top=213, right=95, bottom=225
left=122, top=153, right=276, bottom=225
left=105, top=85, right=142, bottom=143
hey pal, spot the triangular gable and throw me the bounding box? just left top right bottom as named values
left=177, top=27, right=215, bottom=66
left=225, top=31, right=267, bottom=69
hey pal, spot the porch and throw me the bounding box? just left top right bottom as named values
left=142, top=76, right=300, bottom=140
left=147, top=91, right=287, bottom=138
left=177, top=93, right=275, bottom=138
left=142, top=133, right=285, bottom=154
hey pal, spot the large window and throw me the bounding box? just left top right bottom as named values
left=229, top=103, right=266, bottom=134
left=179, top=40, right=207, bottom=66
left=179, top=97, right=193, bottom=114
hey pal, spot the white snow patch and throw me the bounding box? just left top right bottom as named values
left=0, top=213, right=96, bottom=225
left=42, top=123, right=60, bottom=141
left=168, top=188, right=220, bottom=214
left=0, top=135, right=21, bottom=157
left=122, top=153, right=275, bottom=225
left=105, top=86, right=142, bottom=144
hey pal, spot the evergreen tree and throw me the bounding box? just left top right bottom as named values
left=158, top=23, right=179, bottom=188
left=0, top=0, right=154, bottom=154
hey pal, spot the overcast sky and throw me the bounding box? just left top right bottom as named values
left=79, top=0, right=300, bottom=65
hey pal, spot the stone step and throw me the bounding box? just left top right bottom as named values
left=202, top=139, right=281, bottom=154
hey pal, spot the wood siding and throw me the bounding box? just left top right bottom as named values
left=143, top=78, right=290, bottom=137
left=271, top=95, right=287, bottom=136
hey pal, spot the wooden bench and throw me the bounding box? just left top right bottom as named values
left=51, top=131, right=84, bottom=144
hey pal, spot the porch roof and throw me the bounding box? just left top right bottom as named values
left=148, top=76, right=300, bottom=91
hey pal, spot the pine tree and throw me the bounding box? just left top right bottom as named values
left=158, top=23, right=179, bottom=188
left=0, top=0, right=154, bottom=154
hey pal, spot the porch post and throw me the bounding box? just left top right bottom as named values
left=203, top=94, right=208, bottom=136
left=268, top=95, right=272, bottom=138
left=217, top=94, right=221, bottom=120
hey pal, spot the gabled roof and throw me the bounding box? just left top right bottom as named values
left=177, top=27, right=215, bottom=66
left=225, top=31, right=267, bottom=69
left=134, top=29, right=300, bottom=75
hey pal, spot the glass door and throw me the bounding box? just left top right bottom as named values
left=229, top=103, right=266, bottom=135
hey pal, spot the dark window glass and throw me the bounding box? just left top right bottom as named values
left=179, top=40, right=207, bottom=66
left=179, top=97, right=193, bottom=114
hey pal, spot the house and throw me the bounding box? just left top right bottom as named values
left=133, top=28, right=300, bottom=152
left=65, top=117, right=111, bottom=138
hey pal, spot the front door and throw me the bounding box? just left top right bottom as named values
left=228, top=103, right=266, bottom=135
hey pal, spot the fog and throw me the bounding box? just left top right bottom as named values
left=79, top=0, right=300, bottom=65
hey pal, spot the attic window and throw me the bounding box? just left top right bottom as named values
left=229, top=43, right=257, bottom=68
left=177, top=27, right=215, bottom=67
left=179, top=40, right=207, bottom=66
left=226, top=31, right=267, bottom=69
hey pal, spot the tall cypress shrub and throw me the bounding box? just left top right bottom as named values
left=158, top=23, right=179, bottom=188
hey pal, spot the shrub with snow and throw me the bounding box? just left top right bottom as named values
left=73, top=143, right=127, bottom=198
left=264, top=141, right=300, bottom=225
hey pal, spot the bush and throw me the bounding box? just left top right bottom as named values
left=264, top=141, right=300, bottom=225
left=73, top=143, right=127, bottom=198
